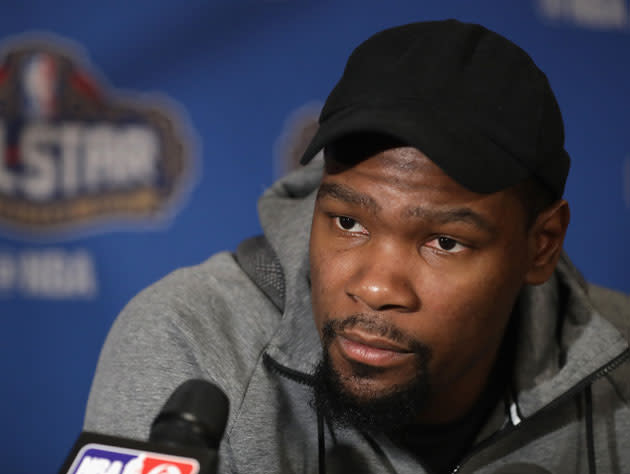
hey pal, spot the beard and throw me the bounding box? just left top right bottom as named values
left=312, top=314, right=433, bottom=433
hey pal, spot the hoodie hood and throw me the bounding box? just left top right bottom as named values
left=258, top=157, right=323, bottom=376
left=512, top=254, right=628, bottom=418
left=257, top=158, right=629, bottom=419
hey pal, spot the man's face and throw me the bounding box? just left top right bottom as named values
left=309, top=145, right=533, bottom=427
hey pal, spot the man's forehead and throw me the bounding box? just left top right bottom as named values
left=318, top=143, right=528, bottom=233
left=366, top=147, right=437, bottom=173
left=316, top=179, right=499, bottom=235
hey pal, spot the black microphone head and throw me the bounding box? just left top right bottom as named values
left=149, top=379, right=229, bottom=450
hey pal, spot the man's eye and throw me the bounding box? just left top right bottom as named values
left=426, top=236, right=466, bottom=253
left=334, top=216, right=367, bottom=234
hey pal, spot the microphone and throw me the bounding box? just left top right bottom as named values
left=60, top=379, right=230, bottom=474
left=150, top=379, right=229, bottom=450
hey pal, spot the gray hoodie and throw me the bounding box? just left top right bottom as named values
left=84, top=159, right=630, bottom=473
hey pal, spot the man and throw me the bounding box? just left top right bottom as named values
left=85, top=20, right=630, bottom=473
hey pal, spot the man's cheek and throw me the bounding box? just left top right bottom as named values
left=310, top=259, right=340, bottom=333
left=312, top=251, right=347, bottom=301
left=422, top=265, right=507, bottom=321
left=414, top=292, right=492, bottom=362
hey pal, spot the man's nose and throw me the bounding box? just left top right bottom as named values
left=344, top=241, right=420, bottom=313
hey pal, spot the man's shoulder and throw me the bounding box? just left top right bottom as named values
left=84, top=250, right=284, bottom=439
left=110, top=251, right=285, bottom=378
left=129, top=250, right=281, bottom=328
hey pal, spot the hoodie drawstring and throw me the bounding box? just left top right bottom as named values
left=585, top=385, right=596, bottom=474
left=317, top=407, right=326, bottom=474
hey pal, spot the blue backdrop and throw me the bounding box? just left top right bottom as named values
left=0, top=1, right=628, bottom=472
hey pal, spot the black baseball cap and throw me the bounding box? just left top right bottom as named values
left=300, top=20, right=570, bottom=199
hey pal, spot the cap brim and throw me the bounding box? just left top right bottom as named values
left=300, top=103, right=532, bottom=195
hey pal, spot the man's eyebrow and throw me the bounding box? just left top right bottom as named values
left=316, top=182, right=381, bottom=213
left=403, top=206, right=496, bottom=233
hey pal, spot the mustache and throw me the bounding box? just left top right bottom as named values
left=321, top=313, right=427, bottom=354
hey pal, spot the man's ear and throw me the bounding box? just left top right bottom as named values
left=525, top=200, right=570, bottom=285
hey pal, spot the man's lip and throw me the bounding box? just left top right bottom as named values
left=340, top=329, right=412, bottom=353
left=333, top=330, right=414, bottom=367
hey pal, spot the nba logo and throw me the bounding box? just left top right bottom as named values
left=21, top=52, right=58, bottom=120
left=65, top=444, right=200, bottom=474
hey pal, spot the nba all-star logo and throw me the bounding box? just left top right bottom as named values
left=0, top=35, right=196, bottom=237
